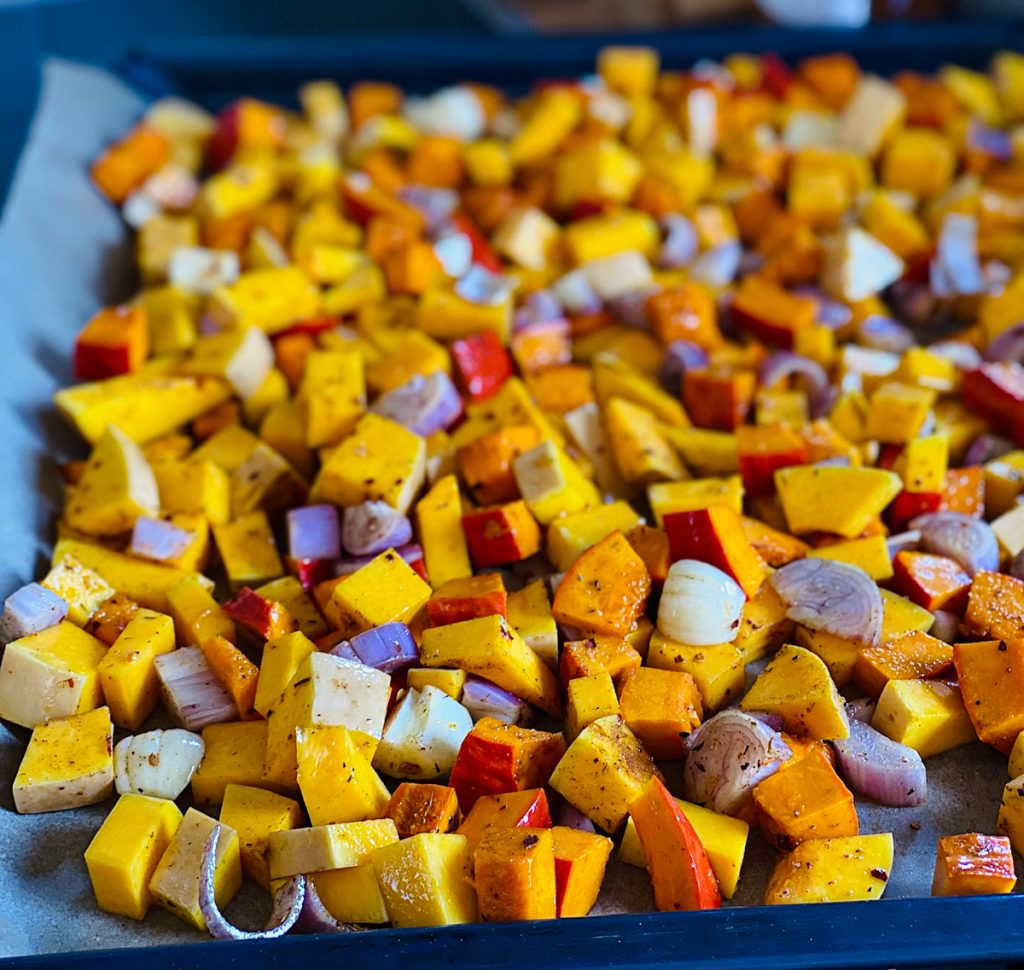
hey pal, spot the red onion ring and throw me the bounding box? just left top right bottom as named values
left=682, top=710, right=792, bottom=816
left=769, top=558, right=883, bottom=648
left=910, top=511, right=999, bottom=578
left=857, top=315, right=915, bottom=354
left=885, top=530, right=921, bottom=559
left=832, top=719, right=927, bottom=807
left=845, top=698, right=876, bottom=724
left=758, top=351, right=833, bottom=419
left=963, top=433, right=1015, bottom=467
left=199, top=827, right=305, bottom=940
left=985, top=322, right=1024, bottom=364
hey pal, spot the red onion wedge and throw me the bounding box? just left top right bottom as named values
left=659, top=340, right=709, bottom=396
left=130, top=517, right=195, bottom=564
left=963, top=432, right=1014, bottom=467
left=929, top=609, right=960, bottom=644
left=911, top=511, right=999, bottom=578
left=885, top=530, right=921, bottom=559
left=985, top=322, right=1024, bottom=365
left=832, top=719, right=926, bottom=807
left=657, top=213, right=698, bottom=269
left=295, top=876, right=359, bottom=934
left=287, top=504, right=340, bottom=562
left=200, top=827, right=305, bottom=940
left=682, top=710, right=792, bottom=816
left=342, top=502, right=413, bottom=556
left=845, top=698, right=876, bottom=724
left=349, top=621, right=419, bottom=673
left=558, top=801, right=598, bottom=833
left=769, top=558, right=883, bottom=648
left=462, top=675, right=532, bottom=725
left=856, top=315, right=915, bottom=354
left=758, top=351, right=833, bottom=419
left=1, top=583, right=67, bottom=643
left=155, top=647, right=237, bottom=731
left=370, top=371, right=462, bottom=437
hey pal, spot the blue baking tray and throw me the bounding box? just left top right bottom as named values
left=7, top=20, right=1024, bottom=970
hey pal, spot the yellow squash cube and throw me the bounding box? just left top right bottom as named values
left=554, top=140, right=642, bottom=210
left=97, top=608, right=176, bottom=729
left=564, top=211, right=660, bottom=264
left=255, top=576, right=327, bottom=641
left=300, top=349, right=366, bottom=448
left=493, top=207, right=561, bottom=271
left=605, top=397, right=685, bottom=484
left=0, top=621, right=107, bottom=728
left=166, top=574, right=235, bottom=648
left=65, top=425, right=159, bottom=537
left=417, top=286, right=512, bottom=343
left=865, top=383, right=936, bottom=445
left=370, top=833, right=478, bottom=928
left=764, top=834, right=894, bottom=904
left=547, top=500, right=644, bottom=572
left=312, top=864, right=390, bottom=924
left=219, top=784, right=305, bottom=888
left=191, top=720, right=269, bottom=806
left=506, top=579, right=558, bottom=669
left=270, top=819, right=399, bottom=879
left=212, top=512, right=284, bottom=590
left=13, top=706, right=114, bottom=813
left=647, top=631, right=747, bottom=712
left=549, top=715, right=658, bottom=833
left=254, top=630, right=317, bottom=718
left=415, top=474, right=473, bottom=590
left=734, top=581, right=793, bottom=663
left=315, top=413, right=426, bottom=514
left=565, top=672, right=619, bottom=741
left=808, top=535, right=894, bottom=581
left=406, top=667, right=467, bottom=699
left=775, top=465, right=902, bottom=538
left=40, top=554, right=114, bottom=626
left=154, top=459, right=231, bottom=525
left=893, top=434, right=949, bottom=494
left=872, top=679, right=975, bottom=758
left=420, top=614, right=561, bottom=715
left=325, top=549, right=431, bottom=638
left=85, top=794, right=183, bottom=920
left=880, top=589, right=935, bottom=640
left=619, top=797, right=749, bottom=899
left=648, top=476, right=744, bottom=527
left=148, top=807, right=243, bottom=931
left=881, top=128, right=955, bottom=198
left=209, top=266, right=320, bottom=334
left=297, top=725, right=391, bottom=826
left=593, top=356, right=688, bottom=428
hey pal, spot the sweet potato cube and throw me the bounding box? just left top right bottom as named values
left=764, top=833, right=894, bottom=904
left=560, top=636, right=642, bottom=689
left=854, top=631, right=954, bottom=698
left=448, top=717, right=566, bottom=811
left=325, top=548, right=431, bottom=638
left=683, top=367, right=755, bottom=431
left=457, top=788, right=552, bottom=854
left=962, top=571, right=1024, bottom=641
left=893, top=552, right=971, bottom=612
left=475, top=827, right=557, bottom=922
left=872, top=679, right=975, bottom=757
left=148, top=808, right=242, bottom=932
left=370, top=833, right=478, bottom=927
left=741, top=644, right=850, bottom=740
left=775, top=465, right=902, bottom=538
left=462, top=501, right=542, bottom=567
left=664, top=506, right=766, bottom=599
left=618, top=667, right=702, bottom=760
left=427, top=574, right=507, bottom=626
left=553, top=531, right=651, bottom=637
left=954, top=638, right=1024, bottom=753
left=933, top=833, right=1016, bottom=896
left=629, top=776, right=721, bottom=912
left=219, top=783, right=304, bottom=889
left=753, top=749, right=858, bottom=850
left=385, top=782, right=461, bottom=838
left=549, top=715, right=658, bottom=833
left=552, top=826, right=613, bottom=918
left=420, top=614, right=560, bottom=715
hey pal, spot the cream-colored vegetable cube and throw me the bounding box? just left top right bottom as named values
left=372, top=686, right=473, bottom=780
left=836, top=75, right=906, bottom=157
left=991, top=504, right=1024, bottom=557
left=492, top=207, right=560, bottom=271
left=268, top=819, right=399, bottom=879
left=821, top=227, right=904, bottom=303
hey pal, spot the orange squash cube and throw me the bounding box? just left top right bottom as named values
left=74, top=306, right=149, bottom=382
left=645, top=285, right=722, bottom=351
left=962, top=571, right=1024, bottom=642
left=474, top=827, right=557, bottom=922
left=552, top=827, right=613, bottom=918
left=683, top=368, right=756, bottom=431
left=384, top=241, right=442, bottom=296
left=853, top=631, right=954, bottom=698
left=893, top=552, right=972, bottom=612
left=560, top=636, right=642, bottom=689
left=932, top=834, right=1016, bottom=896
left=384, top=783, right=461, bottom=838
left=737, top=424, right=808, bottom=498
left=458, top=426, right=541, bottom=506
left=552, top=531, right=651, bottom=637
left=752, top=749, right=859, bottom=850
left=624, top=525, right=671, bottom=585
left=457, top=788, right=551, bottom=854
left=954, top=638, right=1024, bottom=753
left=663, top=506, right=766, bottom=599
left=427, top=574, right=507, bottom=626
left=740, top=516, right=809, bottom=567
left=618, top=667, right=703, bottom=760
left=91, top=124, right=170, bottom=203
left=348, top=81, right=403, bottom=128
left=941, top=467, right=985, bottom=517
left=730, top=277, right=817, bottom=349
left=199, top=635, right=259, bottom=720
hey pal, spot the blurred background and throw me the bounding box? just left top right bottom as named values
left=1, top=0, right=1022, bottom=206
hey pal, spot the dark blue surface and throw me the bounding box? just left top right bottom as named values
left=6, top=15, right=1024, bottom=970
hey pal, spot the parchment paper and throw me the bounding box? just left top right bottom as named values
left=0, top=57, right=1012, bottom=960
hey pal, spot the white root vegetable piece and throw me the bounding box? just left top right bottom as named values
left=372, top=686, right=473, bottom=780
left=658, top=560, right=746, bottom=646
left=582, top=250, right=653, bottom=301
left=114, top=729, right=205, bottom=799
left=168, top=246, right=240, bottom=295
left=836, top=74, right=906, bottom=157
left=821, top=227, right=904, bottom=303
left=182, top=326, right=274, bottom=399
left=155, top=647, right=237, bottom=732
left=0, top=583, right=67, bottom=644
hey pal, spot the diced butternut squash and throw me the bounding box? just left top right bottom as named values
left=764, top=834, right=894, bottom=904
left=872, top=679, right=975, bottom=757
left=933, top=833, right=1016, bottom=895
left=775, top=465, right=902, bottom=538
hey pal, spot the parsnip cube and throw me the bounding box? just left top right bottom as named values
left=372, top=686, right=473, bottom=780
left=269, top=819, right=399, bottom=879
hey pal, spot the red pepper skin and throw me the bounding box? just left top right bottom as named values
left=962, top=363, right=1024, bottom=446
left=222, top=587, right=296, bottom=641
left=448, top=733, right=519, bottom=810
left=888, top=489, right=943, bottom=533
left=629, top=777, right=721, bottom=912
left=760, top=52, right=794, bottom=99
left=451, top=331, right=514, bottom=402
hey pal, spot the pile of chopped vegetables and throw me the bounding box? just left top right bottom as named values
left=11, top=44, right=1024, bottom=936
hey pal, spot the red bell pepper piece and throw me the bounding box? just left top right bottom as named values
left=451, top=330, right=514, bottom=402
left=888, top=489, right=943, bottom=533
left=222, top=587, right=298, bottom=641
left=962, top=363, right=1024, bottom=446
left=451, top=212, right=504, bottom=273
left=760, top=52, right=794, bottom=99
left=629, top=776, right=721, bottom=912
